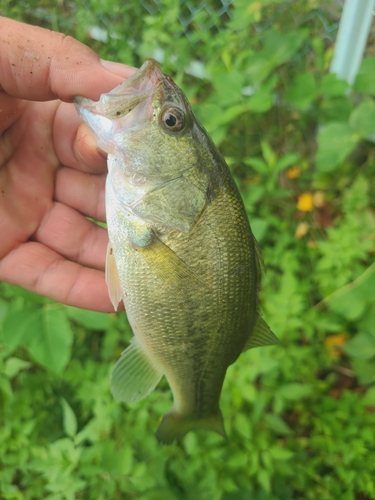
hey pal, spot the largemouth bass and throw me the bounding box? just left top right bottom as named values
left=74, top=59, right=279, bottom=444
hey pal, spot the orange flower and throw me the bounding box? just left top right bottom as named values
left=287, top=166, right=301, bottom=179
left=324, top=333, right=349, bottom=359
left=297, top=193, right=313, bottom=212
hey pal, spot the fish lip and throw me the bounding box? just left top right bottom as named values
left=108, top=58, right=164, bottom=94
left=98, top=59, right=166, bottom=116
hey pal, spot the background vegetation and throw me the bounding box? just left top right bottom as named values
left=1, top=0, right=375, bottom=498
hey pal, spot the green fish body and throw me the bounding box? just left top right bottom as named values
left=74, top=60, right=278, bottom=444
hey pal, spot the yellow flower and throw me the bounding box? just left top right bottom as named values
left=297, top=192, right=313, bottom=212
left=313, top=191, right=325, bottom=208
left=295, top=222, right=309, bottom=239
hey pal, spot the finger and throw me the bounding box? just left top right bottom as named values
left=53, top=102, right=107, bottom=174
left=0, top=92, right=26, bottom=134
left=100, top=59, right=136, bottom=78
left=0, top=16, right=136, bottom=103
left=34, top=201, right=108, bottom=270
left=55, top=168, right=106, bottom=222
left=0, top=241, right=116, bottom=311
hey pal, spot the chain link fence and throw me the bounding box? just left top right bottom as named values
left=137, top=1, right=353, bottom=41
left=141, top=0, right=233, bottom=35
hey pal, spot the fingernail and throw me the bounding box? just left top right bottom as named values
left=100, top=59, right=137, bottom=78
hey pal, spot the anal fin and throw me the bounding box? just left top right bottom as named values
left=111, top=339, right=163, bottom=403
left=243, top=315, right=281, bottom=350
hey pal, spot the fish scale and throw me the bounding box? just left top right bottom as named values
left=74, top=59, right=280, bottom=444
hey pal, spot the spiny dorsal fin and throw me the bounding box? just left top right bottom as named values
left=243, top=314, right=281, bottom=351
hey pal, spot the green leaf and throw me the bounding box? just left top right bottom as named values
left=349, top=101, right=375, bottom=138
left=244, top=157, right=269, bottom=174
left=269, top=445, right=294, bottom=460
left=2, top=283, right=47, bottom=303
left=319, top=95, right=352, bottom=122
left=248, top=85, right=273, bottom=113
left=234, top=413, right=252, bottom=439
left=2, top=307, right=36, bottom=355
left=65, top=306, right=112, bottom=330
left=61, top=398, right=78, bottom=438
left=229, top=0, right=261, bottom=31
left=264, top=30, right=308, bottom=67
left=212, top=70, right=244, bottom=106
left=3, top=358, right=31, bottom=379
left=261, top=141, right=277, bottom=168
left=0, top=298, right=9, bottom=326
left=362, top=386, right=375, bottom=406
left=0, top=375, right=13, bottom=398
left=342, top=332, right=375, bottom=360
left=141, top=490, right=179, bottom=500
left=358, top=307, right=375, bottom=337
left=274, top=153, right=300, bottom=174
left=245, top=30, right=308, bottom=85
left=23, top=306, right=74, bottom=373
left=276, top=383, right=312, bottom=400
left=247, top=77, right=277, bottom=113
left=264, top=414, right=292, bottom=435
left=245, top=55, right=275, bottom=86
left=324, top=263, right=375, bottom=321
left=319, top=73, right=348, bottom=97
left=316, top=122, right=359, bottom=172
left=326, top=291, right=366, bottom=321
left=354, top=57, right=375, bottom=94
left=285, top=72, right=317, bottom=110
left=257, top=468, right=271, bottom=493
left=251, top=218, right=269, bottom=243
left=352, top=358, right=375, bottom=385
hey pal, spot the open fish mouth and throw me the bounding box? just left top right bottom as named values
left=74, top=59, right=177, bottom=148
left=76, top=59, right=164, bottom=116
left=74, top=58, right=188, bottom=160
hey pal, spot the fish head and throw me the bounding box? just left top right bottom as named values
left=75, top=59, right=214, bottom=233
left=74, top=59, right=200, bottom=182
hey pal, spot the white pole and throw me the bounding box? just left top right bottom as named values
left=330, top=0, right=375, bottom=86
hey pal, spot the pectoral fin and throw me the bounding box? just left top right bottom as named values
left=135, top=235, right=202, bottom=287
left=105, top=244, right=122, bottom=311
left=111, top=338, right=163, bottom=403
left=133, top=176, right=206, bottom=233
left=243, top=315, right=281, bottom=350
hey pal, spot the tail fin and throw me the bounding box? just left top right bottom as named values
left=155, top=409, right=226, bottom=444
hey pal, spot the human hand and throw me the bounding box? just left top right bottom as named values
left=0, top=16, right=135, bottom=311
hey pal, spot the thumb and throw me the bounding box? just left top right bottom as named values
left=0, top=16, right=135, bottom=103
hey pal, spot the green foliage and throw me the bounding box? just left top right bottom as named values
left=1, top=0, right=375, bottom=499
left=317, top=101, right=375, bottom=172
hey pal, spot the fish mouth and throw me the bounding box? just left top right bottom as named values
left=74, top=59, right=183, bottom=155
left=75, top=59, right=165, bottom=120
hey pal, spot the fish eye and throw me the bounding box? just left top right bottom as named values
left=160, top=106, right=185, bottom=133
